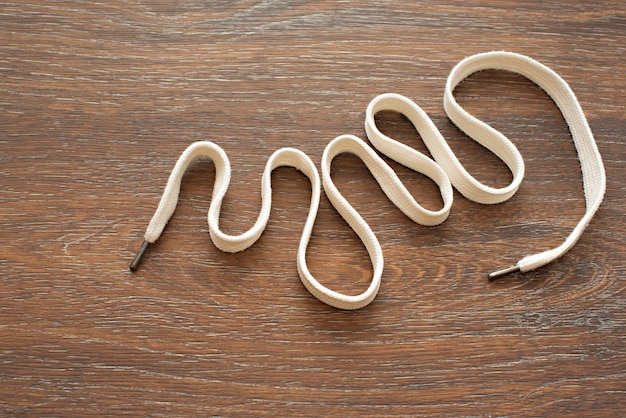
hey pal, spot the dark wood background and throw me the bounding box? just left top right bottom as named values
left=1, top=1, right=625, bottom=416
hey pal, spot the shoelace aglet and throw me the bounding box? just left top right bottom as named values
left=488, top=264, right=521, bottom=281
left=129, top=241, right=151, bottom=272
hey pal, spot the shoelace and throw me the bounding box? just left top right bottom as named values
left=129, top=51, right=606, bottom=310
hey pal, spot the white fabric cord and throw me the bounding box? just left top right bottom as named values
left=316, top=134, right=453, bottom=309
left=130, top=51, right=605, bottom=309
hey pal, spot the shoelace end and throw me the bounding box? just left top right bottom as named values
left=488, top=265, right=521, bottom=281
left=129, top=241, right=151, bottom=272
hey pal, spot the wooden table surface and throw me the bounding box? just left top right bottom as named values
left=2, top=1, right=625, bottom=416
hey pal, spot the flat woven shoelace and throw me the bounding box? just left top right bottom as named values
left=130, top=51, right=606, bottom=310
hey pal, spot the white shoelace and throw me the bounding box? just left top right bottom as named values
left=130, top=51, right=606, bottom=310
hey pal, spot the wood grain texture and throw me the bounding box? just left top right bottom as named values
left=1, top=1, right=625, bottom=416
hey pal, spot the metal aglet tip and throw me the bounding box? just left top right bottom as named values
left=129, top=241, right=151, bottom=272
left=488, top=265, right=521, bottom=281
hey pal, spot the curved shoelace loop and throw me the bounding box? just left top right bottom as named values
left=130, top=51, right=605, bottom=309
left=365, top=92, right=523, bottom=205
left=443, top=51, right=606, bottom=277
left=316, top=134, right=453, bottom=309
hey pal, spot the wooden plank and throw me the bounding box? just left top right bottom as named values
left=1, top=1, right=625, bottom=415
